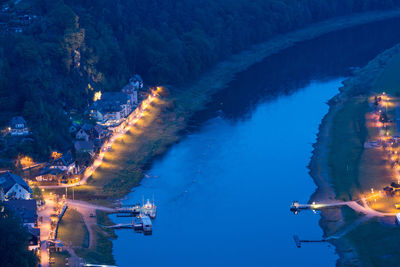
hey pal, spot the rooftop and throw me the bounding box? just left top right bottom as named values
left=0, top=172, right=31, bottom=193
left=74, top=140, right=94, bottom=151
left=91, top=92, right=130, bottom=113
left=4, top=199, right=37, bottom=224
left=10, top=116, right=27, bottom=128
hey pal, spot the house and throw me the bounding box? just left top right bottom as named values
left=10, top=116, right=29, bottom=136
left=4, top=199, right=37, bottom=227
left=89, top=92, right=133, bottom=127
left=74, top=140, right=95, bottom=153
left=75, top=124, right=107, bottom=141
left=50, top=151, right=76, bottom=174
left=122, top=75, right=141, bottom=106
left=0, top=172, right=32, bottom=200
left=93, top=125, right=109, bottom=140
left=4, top=199, right=40, bottom=251
left=27, top=226, right=40, bottom=251
left=75, top=128, right=90, bottom=141
left=35, top=168, right=65, bottom=182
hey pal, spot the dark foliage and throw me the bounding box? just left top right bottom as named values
left=0, top=207, right=38, bottom=267
left=0, top=0, right=399, bottom=159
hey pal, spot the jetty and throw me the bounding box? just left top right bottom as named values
left=293, top=235, right=327, bottom=248
left=104, top=215, right=152, bottom=234
left=106, top=198, right=157, bottom=235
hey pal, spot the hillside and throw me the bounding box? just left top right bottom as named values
left=1, top=0, right=400, bottom=160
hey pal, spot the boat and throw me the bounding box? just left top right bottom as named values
left=142, top=215, right=152, bottom=235
left=141, top=199, right=157, bottom=219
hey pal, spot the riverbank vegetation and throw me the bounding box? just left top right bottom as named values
left=58, top=208, right=89, bottom=248
left=2, top=0, right=400, bottom=160
left=73, top=211, right=116, bottom=265
left=316, top=43, right=400, bottom=265
left=328, top=97, right=368, bottom=200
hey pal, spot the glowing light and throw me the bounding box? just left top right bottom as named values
left=81, top=87, right=162, bottom=183
left=51, top=151, right=62, bottom=160
left=93, top=91, right=102, bottom=102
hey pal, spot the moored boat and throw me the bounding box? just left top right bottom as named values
left=141, top=199, right=157, bottom=219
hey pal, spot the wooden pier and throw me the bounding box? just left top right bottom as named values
left=116, top=205, right=141, bottom=214
left=104, top=223, right=133, bottom=229
left=293, top=235, right=327, bottom=248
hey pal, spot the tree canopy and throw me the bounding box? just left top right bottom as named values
left=1, top=0, right=400, bottom=159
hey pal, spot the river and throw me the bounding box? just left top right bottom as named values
left=111, top=17, right=400, bottom=266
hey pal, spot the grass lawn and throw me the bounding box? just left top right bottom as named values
left=50, top=251, right=70, bottom=267
left=375, top=52, right=400, bottom=96
left=358, top=147, right=393, bottom=195
left=75, top=211, right=116, bottom=265
left=328, top=97, right=369, bottom=200
left=333, top=49, right=400, bottom=265
left=57, top=208, right=89, bottom=248
left=70, top=97, right=182, bottom=201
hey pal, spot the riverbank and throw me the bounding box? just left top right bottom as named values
left=58, top=9, right=400, bottom=265
left=309, top=40, right=400, bottom=265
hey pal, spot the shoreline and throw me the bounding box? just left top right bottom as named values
left=308, top=41, right=400, bottom=265
left=60, top=9, right=400, bottom=265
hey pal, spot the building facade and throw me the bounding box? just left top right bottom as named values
left=10, top=116, right=29, bottom=136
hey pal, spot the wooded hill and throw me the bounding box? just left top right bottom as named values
left=0, top=0, right=399, bottom=159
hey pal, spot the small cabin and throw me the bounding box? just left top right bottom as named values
left=10, top=116, right=29, bottom=136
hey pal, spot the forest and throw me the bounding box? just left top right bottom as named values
left=0, top=0, right=399, bottom=159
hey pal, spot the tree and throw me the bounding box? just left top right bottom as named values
left=32, top=185, right=43, bottom=202
left=0, top=208, right=38, bottom=267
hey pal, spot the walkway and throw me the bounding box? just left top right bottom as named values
left=39, top=88, right=162, bottom=190
left=66, top=200, right=116, bottom=249
left=298, top=195, right=397, bottom=217
left=37, top=198, right=55, bottom=267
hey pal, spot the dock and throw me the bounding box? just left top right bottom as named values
left=105, top=223, right=134, bottom=229
left=293, top=235, right=327, bottom=248
left=116, top=205, right=141, bottom=214
left=289, top=200, right=348, bottom=214
left=109, top=198, right=156, bottom=235
left=290, top=201, right=325, bottom=214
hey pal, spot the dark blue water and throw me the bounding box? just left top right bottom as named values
left=112, top=80, right=340, bottom=266
left=112, top=17, right=400, bottom=267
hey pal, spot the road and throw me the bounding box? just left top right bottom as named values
left=37, top=197, right=56, bottom=267
left=39, top=88, right=162, bottom=190
left=67, top=200, right=115, bottom=212
left=66, top=200, right=116, bottom=249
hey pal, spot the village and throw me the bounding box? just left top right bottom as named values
left=0, top=74, right=160, bottom=266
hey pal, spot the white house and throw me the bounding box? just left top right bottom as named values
left=10, top=116, right=29, bottom=136
left=0, top=172, right=32, bottom=200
